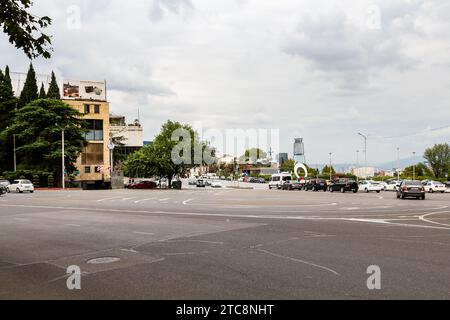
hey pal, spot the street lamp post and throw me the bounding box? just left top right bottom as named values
left=329, top=152, right=332, bottom=181
left=397, top=147, right=400, bottom=181
left=358, top=133, right=367, bottom=168
left=413, top=152, right=416, bottom=180
left=61, top=128, right=65, bottom=190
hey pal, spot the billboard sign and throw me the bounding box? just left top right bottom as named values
left=63, top=80, right=106, bottom=101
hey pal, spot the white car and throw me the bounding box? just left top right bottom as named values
left=385, top=180, right=401, bottom=191
left=424, top=181, right=446, bottom=193
left=211, top=181, right=222, bottom=188
left=7, top=179, right=35, bottom=193
left=359, top=181, right=383, bottom=193
left=377, top=181, right=388, bottom=191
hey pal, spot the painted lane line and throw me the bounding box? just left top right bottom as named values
left=2, top=204, right=450, bottom=230
left=97, top=197, right=123, bottom=203
left=419, top=211, right=450, bottom=228
left=256, top=249, right=340, bottom=276
left=182, top=199, right=194, bottom=205
left=133, top=231, right=155, bottom=236
left=159, top=198, right=170, bottom=202
left=121, top=197, right=137, bottom=201
left=134, top=198, right=156, bottom=204
left=67, top=224, right=81, bottom=227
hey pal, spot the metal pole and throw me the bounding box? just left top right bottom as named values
left=329, top=152, right=332, bottom=181
left=413, top=152, right=416, bottom=180
left=397, top=147, right=400, bottom=181
left=62, top=129, right=65, bottom=190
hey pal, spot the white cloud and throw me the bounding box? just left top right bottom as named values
left=1, top=0, right=449, bottom=164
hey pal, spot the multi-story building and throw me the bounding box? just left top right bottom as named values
left=109, top=113, right=144, bottom=159
left=64, top=99, right=112, bottom=189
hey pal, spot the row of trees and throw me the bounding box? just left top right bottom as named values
left=124, top=121, right=215, bottom=187
left=0, top=64, right=87, bottom=186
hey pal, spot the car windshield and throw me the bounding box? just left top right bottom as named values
left=405, top=180, right=422, bottom=186
left=283, top=177, right=291, bottom=181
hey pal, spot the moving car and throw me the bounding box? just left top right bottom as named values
left=385, top=180, right=401, bottom=191
left=8, top=180, right=34, bottom=193
left=304, top=179, right=327, bottom=192
left=281, top=180, right=303, bottom=190
left=359, top=180, right=383, bottom=193
left=188, top=178, right=198, bottom=185
left=397, top=180, right=425, bottom=200
left=377, top=181, right=388, bottom=191
left=329, top=178, right=358, bottom=193
left=269, top=173, right=292, bottom=190
left=0, top=179, right=10, bottom=188
left=423, top=181, right=446, bottom=193
left=129, top=180, right=157, bottom=189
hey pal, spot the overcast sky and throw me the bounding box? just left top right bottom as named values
left=1, top=0, right=450, bottom=165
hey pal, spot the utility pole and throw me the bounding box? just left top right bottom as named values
left=397, top=147, right=400, bottom=181
left=329, top=152, right=333, bottom=181
left=413, top=151, right=416, bottom=180
left=13, top=134, right=17, bottom=172
left=358, top=133, right=367, bottom=168
left=62, top=128, right=65, bottom=190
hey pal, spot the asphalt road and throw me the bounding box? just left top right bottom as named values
left=0, top=186, right=449, bottom=299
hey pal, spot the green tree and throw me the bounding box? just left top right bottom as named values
left=240, top=148, right=267, bottom=163
left=46, top=71, right=60, bottom=99
left=0, top=65, right=18, bottom=173
left=423, top=143, right=450, bottom=178
left=124, top=120, right=214, bottom=187
left=0, top=0, right=52, bottom=59
left=322, top=165, right=336, bottom=176
left=1, top=99, right=87, bottom=186
left=39, top=82, right=46, bottom=99
left=280, top=159, right=295, bottom=172
left=402, top=162, right=433, bottom=179
left=18, top=63, right=38, bottom=107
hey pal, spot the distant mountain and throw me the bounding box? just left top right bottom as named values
left=376, top=155, right=425, bottom=170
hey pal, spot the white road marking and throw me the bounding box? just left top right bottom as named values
left=97, top=197, right=123, bottom=202
left=121, top=197, right=137, bottom=201
left=133, top=231, right=155, bottom=236
left=419, top=211, right=450, bottom=228
left=257, top=249, right=340, bottom=276
left=182, top=199, right=194, bottom=205
left=159, top=198, right=170, bottom=202
left=13, top=217, right=29, bottom=222
left=66, top=224, right=81, bottom=227
left=134, top=198, right=156, bottom=204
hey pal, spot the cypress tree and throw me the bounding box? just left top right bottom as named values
left=46, top=71, right=60, bottom=99
left=3, top=66, right=14, bottom=96
left=39, top=82, right=47, bottom=99
left=19, top=63, right=38, bottom=107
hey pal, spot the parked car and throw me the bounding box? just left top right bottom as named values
left=359, top=180, right=383, bottom=193
left=258, top=178, right=266, bottom=184
left=188, top=178, right=198, bottom=185
left=8, top=179, right=34, bottom=193
left=397, top=180, right=425, bottom=200
left=385, top=180, right=401, bottom=192
left=196, top=179, right=206, bottom=188
left=0, top=179, right=10, bottom=188
left=304, top=179, right=328, bottom=192
left=0, top=185, right=6, bottom=196
left=329, top=178, right=358, bottom=193
left=423, top=181, right=446, bottom=193
left=129, top=180, right=157, bottom=189
left=211, top=181, right=223, bottom=188
left=377, top=181, right=388, bottom=191
left=281, top=180, right=303, bottom=190
left=269, top=173, right=292, bottom=190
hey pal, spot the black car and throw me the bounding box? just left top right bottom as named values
left=397, top=180, right=425, bottom=200
left=196, top=179, right=206, bottom=188
left=0, top=185, right=6, bottom=196
left=329, top=178, right=358, bottom=193
left=281, top=180, right=303, bottom=191
left=305, top=179, right=328, bottom=192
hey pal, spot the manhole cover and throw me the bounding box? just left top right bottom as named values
left=87, top=257, right=121, bottom=264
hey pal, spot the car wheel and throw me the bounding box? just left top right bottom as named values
left=401, top=194, right=405, bottom=199
left=422, top=195, right=426, bottom=200
left=429, top=189, right=434, bottom=193
left=396, top=193, right=400, bottom=199
left=6, top=188, right=10, bottom=193
left=30, top=191, right=34, bottom=193
left=329, top=187, right=333, bottom=192
left=17, top=188, right=22, bottom=193
left=376, top=191, right=380, bottom=193
left=365, top=188, right=369, bottom=193
left=353, top=189, right=358, bottom=193
left=441, top=191, right=445, bottom=194
left=340, top=187, right=345, bottom=193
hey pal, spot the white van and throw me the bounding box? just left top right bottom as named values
left=269, top=172, right=292, bottom=190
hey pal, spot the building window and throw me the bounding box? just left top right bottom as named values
left=84, top=166, right=91, bottom=173
left=84, top=104, right=90, bottom=114
left=94, top=105, right=100, bottom=114
left=81, top=143, right=104, bottom=165
left=84, top=120, right=104, bottom=141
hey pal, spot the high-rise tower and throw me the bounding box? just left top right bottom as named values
left=293, top=138, right=306, bottom=164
